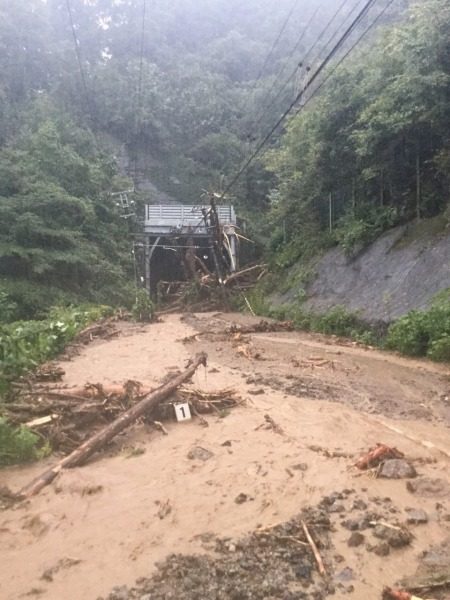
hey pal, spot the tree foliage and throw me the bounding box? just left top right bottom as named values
left=266, top=0, right=450, bottom=263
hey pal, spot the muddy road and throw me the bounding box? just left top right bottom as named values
left=1, top=313, right=449, bottom=600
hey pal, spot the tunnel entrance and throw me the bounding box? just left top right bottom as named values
left=135, top=203, right=239, bottom=296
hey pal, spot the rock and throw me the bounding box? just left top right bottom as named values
left=291, top=463, right=308, bottom=471
left=347, top=532, right=365, bottom=547
left=329, top=503, right=346, bottom=514
left=248, top=388, right=265, bottom=395
left=221, top=440, right=232, bottom=447
left=322, top=492, right=344, bottom=505
left=407, top=477, right=450, bottom=498
left=335, top=567, right=355, bottom=582
left=341, top=516, right=369, bottom=531
left=234, top=493, right=249, bottom=504
left=294, top=564, right=312, bottom=579
left=405, top=508, right=428, bottom=524
left=109, top=586, right=129, bottom=600
left=187, top=446, right=214, bottom=461
left=351, top=499, right=368, bottom=511
left=373, top=542, right=390, bottom=556
left=379, top=459, right=417, bottom=479
left=373, top=523, right=412, bottom=548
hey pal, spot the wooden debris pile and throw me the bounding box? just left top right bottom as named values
left=3, top=380, right=244, bottom=453
left=156, top=264, right=268, bottom=313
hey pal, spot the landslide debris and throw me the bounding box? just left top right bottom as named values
left=99, top=507, right=335, bottom=600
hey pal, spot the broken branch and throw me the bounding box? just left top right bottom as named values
left=301, top=519, right=326, bottom=576
left=16, top=352, right=207, bottom=499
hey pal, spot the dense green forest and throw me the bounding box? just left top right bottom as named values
left=0, top=0, right=448, bottom=321
left=266, top=0, right=450, bottom=266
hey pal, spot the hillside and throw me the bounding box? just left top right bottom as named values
left=271, top=218, right=450, bottom=323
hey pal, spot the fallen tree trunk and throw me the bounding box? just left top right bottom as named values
left=17, top=352, right=207, bottom=499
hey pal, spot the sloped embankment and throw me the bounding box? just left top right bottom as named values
left=272, top=219, right=450, bottom=323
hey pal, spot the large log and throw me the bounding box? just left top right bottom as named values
left=17, top=352, right=207, bottom=499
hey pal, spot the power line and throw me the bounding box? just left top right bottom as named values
left=65, top=0, right=94, bottom=123
left=241, top=0, right=300, bottom=112
left=252, top=0, right=355, bottom=131
left=220, top=0, right=381, bottom=199
left=296, top=0, right=396, bottom=115
left=133, top=0, right=148, bottom=185
left=137, top=0, right=147, bottom=112
left=251, top=4, right=322, bottom=123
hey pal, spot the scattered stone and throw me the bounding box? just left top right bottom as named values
left=329, top=503, right=346, bottom=514
left=234, top=493, right=249, bottom=504
left=407, top=477, right=450, bottom=498
left=101, top=505, right=334, bottom=600
left=351, top=499, right=368, bottom=511
left=108, top=586, right=129, bottom=600
left=342, top=516, right=369, bottom=531
left=248, top=388, right=265, bottom=395
left=405, top=508, right=428, bottom=525
left=373, top=523, right=412, bottom=548
left=379, top=459, right=417, bottom=479
left=335, top=567, right=355, bottom=582
left=291, top=463, right=308, bottom=471
left=347, top=532, right=365, bottom=547
left=187, top=446, right=214, bottom=461
left=321, top=492, right=344, bottom=506
left=373, top=542, right=390, bottom=556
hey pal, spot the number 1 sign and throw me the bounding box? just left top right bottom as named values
left=174, top=402, right=192, bottom=422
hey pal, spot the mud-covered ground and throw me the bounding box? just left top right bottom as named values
left=1, top=313, right=449, bottom=600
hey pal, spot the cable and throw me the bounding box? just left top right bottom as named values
left=252, top=4, right=322, bottom=121
left=252, top=0, right=355, bottom=131
left=65, top=0, right=94, bottom=122
left=296, top=0, right=396, bottom=115
left=241, top=0, right=300, bottom=112
left=220, top=0, right=380, bottom=199
left=136, top=0, right=147, bottom=113
left=133, top=0, right=147, bottom=185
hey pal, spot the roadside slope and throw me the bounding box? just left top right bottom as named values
left=271, top=219, right=450, bottom=322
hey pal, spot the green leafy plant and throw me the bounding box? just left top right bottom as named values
left=132, top=289, right=154, bottom=322
left=386, top=293, right=450, bottom=360
left=334, top=206, right=397, bottom=255
left=0, top=305, right=112, bottom=391
left=0, top=291, right=18, bottom=323
left=0, top=418, right=42, bottom=466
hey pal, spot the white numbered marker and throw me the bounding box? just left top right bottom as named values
left=174, top=402, right=192, bottom=422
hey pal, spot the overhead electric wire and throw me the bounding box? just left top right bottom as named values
left=133, top=0, right=148, bottom=184
left=251, top=0, right=355, bottom=131
left=220, top=0, right=381, bottom=199
left=295, top=0, right=396, bottom=115
left=252, top=4, right=322, bottom=121
left=65, top=0, right=94, bottom=122
left=136, top=0, right=147, bottom=113
left=241, top=0, right=300, bottom=112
